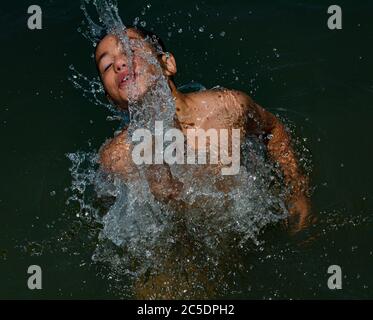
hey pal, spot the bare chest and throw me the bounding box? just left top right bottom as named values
left=176, top=101, right=245, bottom=133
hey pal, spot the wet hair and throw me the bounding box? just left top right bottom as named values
left=95, top=25, right=167, bottom=61
left=130, top=25, right=167, bottom=54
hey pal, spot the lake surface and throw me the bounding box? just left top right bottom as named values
left=0, top=0, right=372, bottom=299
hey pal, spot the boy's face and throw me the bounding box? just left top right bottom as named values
left=95, top=28, right=162, bottom=109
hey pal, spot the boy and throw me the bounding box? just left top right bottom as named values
left=95, top=26, right=311, bottom=232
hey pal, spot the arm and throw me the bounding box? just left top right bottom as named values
left=99, top=129, right=183, bottom=203
left=239, top=93, right=311, bottom=231
left=143, top=164, right=184, bottom=203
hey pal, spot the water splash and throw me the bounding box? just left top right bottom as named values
left=66, top=0, right=294, bottom=298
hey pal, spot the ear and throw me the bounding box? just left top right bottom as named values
left=160, top=52, right=177, bottom=77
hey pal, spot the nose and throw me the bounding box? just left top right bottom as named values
left=114, top=56, right=127, bottom=72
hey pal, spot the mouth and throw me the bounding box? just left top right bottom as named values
left=118, top=70, right=136, bottom=89
left=118, top=60, right=138, bottom=90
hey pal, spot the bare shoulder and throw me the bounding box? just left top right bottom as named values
left=201, top=88, right=277, bottom=132
left=188, top=88, right=255, bottom=111
left=99, top=129, right=134, bottom=176
left=223, top=89, right=256, bottom=111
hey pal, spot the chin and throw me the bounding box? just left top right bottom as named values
left=116, top=80, right=153, bottom=103
left=130, top=87, right=151, bottom=102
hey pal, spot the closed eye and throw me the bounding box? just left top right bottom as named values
left=104, top=63, right=113, bottom=72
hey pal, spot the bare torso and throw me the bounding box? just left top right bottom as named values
left=99, top=88, right=255, bottom=179
left=98, top=88, right=311, bottom=299
left=99, top=87, right=310, bottom=229
left=176, top=88, right=250, bottom=133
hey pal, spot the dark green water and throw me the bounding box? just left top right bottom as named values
left=1, top=0, right=373, bottom=299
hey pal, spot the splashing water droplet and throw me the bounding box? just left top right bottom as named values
left=65, top=0, right=302, bottom=299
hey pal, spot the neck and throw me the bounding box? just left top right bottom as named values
left=168, top=79, right=192, bottom=115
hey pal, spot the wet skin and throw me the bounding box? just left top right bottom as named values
left=96, top=28, right=311, bottom=232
